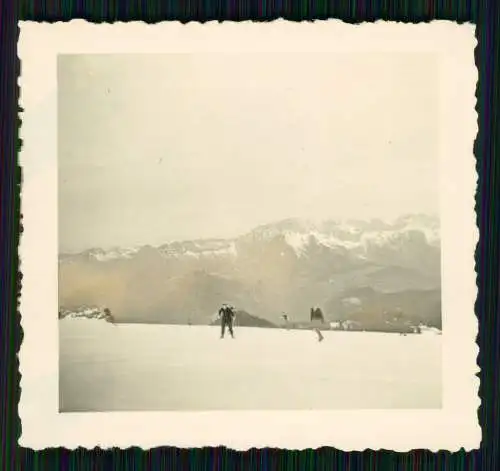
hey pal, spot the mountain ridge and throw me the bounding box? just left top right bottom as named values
left=60, top=214, right=440, bottom=260
left=59, top=214, right=441, bottom=328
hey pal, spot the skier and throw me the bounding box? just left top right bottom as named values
left=103, top=308, right=117, bottom=327
left=281, top=313, right=291, bottom=330
left=311, top=307, right=324, bottom=342
left=218, top=303, right=236, bottom=339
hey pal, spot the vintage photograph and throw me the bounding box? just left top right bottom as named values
left=58, top=52, right=443, bottom=412
left=18, top=20, right=479, bottom=450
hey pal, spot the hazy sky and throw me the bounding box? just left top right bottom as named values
left=58, top=53, right=439, bottom=252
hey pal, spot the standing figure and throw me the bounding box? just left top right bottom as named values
left=310, top=307, right=324, bottom=342
left=219, top=304, right=236, bottom=339
left=103, top=308, right=117, bottom=326
left=281, top=313, right=291, bottom=330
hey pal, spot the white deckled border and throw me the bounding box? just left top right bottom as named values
left=18, top=19, right=480, bottom=451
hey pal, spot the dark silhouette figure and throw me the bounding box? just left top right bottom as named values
left=103, top=308, right=116, bottom=326
left=310, top=307, right=325, bottom=342
left=281, top=313, right=291, bottom=330
left=310, top=307, right=325, bottom=323
left=219, top=304, right=236, bottom=339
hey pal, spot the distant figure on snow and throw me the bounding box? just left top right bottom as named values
left=281, top=313, right=291, bottom=330
left=103, top=308, right=116, bottom=326
left=310, top=307, right=324, bottom=342
left=218, top=304, right=236, bottom=339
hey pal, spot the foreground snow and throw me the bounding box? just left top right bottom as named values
left=59, top=320, right=442, bottom=411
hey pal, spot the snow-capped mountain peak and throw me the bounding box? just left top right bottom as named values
left=158, top=239, right=238, bottom=259
left=58, top=214, right=441, bottom=327
left=59, top=214, right=439, bottom=263
left=243, top=215, right=440, bottom=257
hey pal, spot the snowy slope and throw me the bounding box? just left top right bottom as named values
left=59, top=322, right=442, bottom=411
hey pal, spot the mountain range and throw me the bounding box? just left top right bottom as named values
left=58, top=214, right=441, bottom=328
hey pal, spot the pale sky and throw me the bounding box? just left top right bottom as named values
left=58, top=53, right=439, bottom=253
